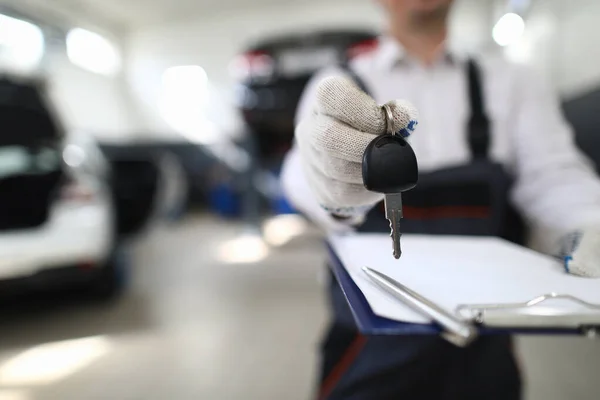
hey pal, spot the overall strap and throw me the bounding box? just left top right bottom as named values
left=466, top=59, right=491, bottom=159
left=340, top=63, right=371, bottom=96
left=340, top=59, right=491, bottom=159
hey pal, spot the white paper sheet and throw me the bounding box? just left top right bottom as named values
left=329, top=233, right=600, bottom=324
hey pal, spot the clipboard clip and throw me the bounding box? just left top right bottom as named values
left=456, top=293, right=600, bottom=338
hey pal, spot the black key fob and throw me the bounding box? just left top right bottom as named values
left=362, top=134, right=419, bottom=193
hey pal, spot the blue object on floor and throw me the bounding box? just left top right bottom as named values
left=272, top=195, right=296, bottom=215
left=209, top=183, right=241, bottom=218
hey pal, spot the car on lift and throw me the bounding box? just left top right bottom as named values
left=232, top=29, right=379, bottom=164
left=228, top=29, right=379, bottom=216
left=0, top=76, right=171, bottom=298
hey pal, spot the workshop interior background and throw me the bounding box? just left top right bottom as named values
left=0, top=0, right=599, bottom=399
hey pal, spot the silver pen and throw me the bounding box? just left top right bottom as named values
left=362, top=266, right=478, bottom=347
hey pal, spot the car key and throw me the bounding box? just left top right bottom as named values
left=362, top=105, right=418, bottom=259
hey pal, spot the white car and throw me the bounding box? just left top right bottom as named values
left=0, top=129, right=125, bottom=297
left=0, top=77, right=181, bottom=298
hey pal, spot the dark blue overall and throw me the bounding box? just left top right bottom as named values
left=318, top=61, right=525, bottom=400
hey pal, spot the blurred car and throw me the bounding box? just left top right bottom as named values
left=232, top=29, right=378, bottom=164
left=0, top=76, right=165, bottom=298
left=229, top=29, right=378, bottom=218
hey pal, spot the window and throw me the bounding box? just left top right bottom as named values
left=160, top=65, right=218, bottom=144
left=0, top=14, right=45, bottom=72
left=0, top=146, right=60, bottom=179
left=66, top=28, right=121, bottom=75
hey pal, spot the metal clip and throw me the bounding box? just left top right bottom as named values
left=382, top=104, right=394, bottom=135
left=457, top=293, right=600, bottom=338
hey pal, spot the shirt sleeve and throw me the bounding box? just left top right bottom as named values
left=510, top=65, right=600, bottom=249
left=280, top=67, right=364, bottom=233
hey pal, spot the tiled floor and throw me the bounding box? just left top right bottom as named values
left=0, top=214, right=599, bottom=400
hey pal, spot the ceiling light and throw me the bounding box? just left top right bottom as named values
left=0, top=14, right=44, bottom=72
left=160, top=65, right=219, bottom=144
left=66, top=28, right=121, bottom=75
left=492, top=13, right=525, bottom=47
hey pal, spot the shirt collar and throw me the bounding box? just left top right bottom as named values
left=376, top=35, right=465, bottom=70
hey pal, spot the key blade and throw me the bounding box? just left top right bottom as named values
left=384, top=193, right=403, bottom=220
left=388, top=211, right=402, bottom=259
left=384, top=194, right=403, bottom=259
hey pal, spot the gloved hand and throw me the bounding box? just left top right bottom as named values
left=560, top=229, right=600, bottom=277
left=295, top=76, right=419, bottom=217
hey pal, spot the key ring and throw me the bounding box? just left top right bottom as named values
left=382, top=104, right=394, bottom=135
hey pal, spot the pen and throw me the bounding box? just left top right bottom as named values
left=362, top=266, right=478, bottom=347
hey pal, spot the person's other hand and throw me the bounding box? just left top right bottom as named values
left=295, top=76, right=418, bottom=217
left=560, top=229, right=600, bottom=277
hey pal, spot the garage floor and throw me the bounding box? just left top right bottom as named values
left=0, top=214, right=599, bottom=400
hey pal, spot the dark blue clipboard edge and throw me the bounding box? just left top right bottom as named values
left=327, top=242, right=440, bottom=335
left=326, top=241, right=583, bottom=336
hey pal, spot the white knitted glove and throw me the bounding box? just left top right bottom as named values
left=295, top=76, right=418, bottom=217
left=559, top=229, right=600, bottom=278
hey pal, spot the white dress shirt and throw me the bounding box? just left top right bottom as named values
left=280, top=37, right=600, bottom=251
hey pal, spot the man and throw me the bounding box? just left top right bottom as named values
left=281, top=0, right=600, bottom=399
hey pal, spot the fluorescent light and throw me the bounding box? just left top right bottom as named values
left=493, top=13, right=525, bottom=47
left=0, top=336, right=110, bottom=386
left=0, top=14, right=44, bottom=72
left=160, top=65, right=219, bottom=144
left=66, top=28, right=121, bottom=75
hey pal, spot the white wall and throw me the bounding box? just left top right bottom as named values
left=45, top=42, right=143, bottom=142
left=552, top=0, right=600, bottom=97
left=126, top=0, right=494, bottom=140
left=4, top=0, right=599, bottom=143
left=44, top=25, right=146, bottom=142
left=125, top=0, right=600, bottom=140
left=126, top=0, right=384, bottom=140
left=498, top=0, right=600, bottom=98
left=0, top=1, right=144, bottom=142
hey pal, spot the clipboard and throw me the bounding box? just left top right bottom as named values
left=327, top=239, right=600, bottom=341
